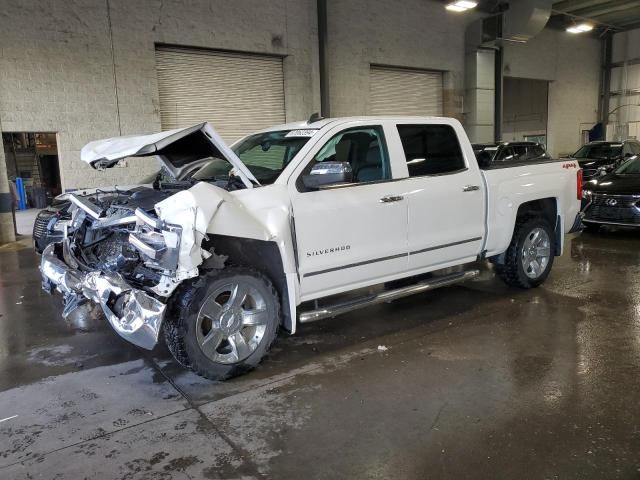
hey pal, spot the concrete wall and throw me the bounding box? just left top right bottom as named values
left=0, top=0, right=320, bottom=190
left=0, top=0, right=603, bottom=192
left=502, top=77, right=548, bottom=143
left=503, top=28, right=601, bottom=157
left=325, top=0, right=470, bottom=119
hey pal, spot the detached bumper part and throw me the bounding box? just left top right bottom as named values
left=40, top=244, right=165, bottom=350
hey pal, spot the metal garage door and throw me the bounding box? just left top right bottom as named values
left=369, top=66, right=443, bottom=116
left=155, top=47, right=286, bottom=142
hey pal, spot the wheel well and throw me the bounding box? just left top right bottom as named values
left=515, top=197, right=561, bottom=256
left=516, top=198, right=557, bottom=225
left=492, top=197, right=560, bottom=265
left=205, top=235, right=292, bottom=332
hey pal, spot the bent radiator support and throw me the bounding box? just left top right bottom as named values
left=40, top=244, right=165, bottom=350
left=298, top=269, right=480, bottom=323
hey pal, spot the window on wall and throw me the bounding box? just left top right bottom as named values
left=396, top=124, right=466, bottom=176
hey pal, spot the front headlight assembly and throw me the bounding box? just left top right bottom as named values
left=129, top=208, right=182, bottom=272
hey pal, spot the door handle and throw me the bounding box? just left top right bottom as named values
left=462, top=185, right=480, bottom=192
left=380, top=195, right=404, bottom=203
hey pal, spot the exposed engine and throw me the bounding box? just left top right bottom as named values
left=56, top=186, right=187, bottom=297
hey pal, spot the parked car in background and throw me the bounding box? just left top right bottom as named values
left=568, top=139, right=640, bottom=183
left=472, top=142, right=549, bottom=168
left=582, top=154, right=640, bottom=231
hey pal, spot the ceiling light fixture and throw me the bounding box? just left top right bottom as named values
left=566, top=23, right=593, bottom=34
left=445, top=1, right=478, bottom=13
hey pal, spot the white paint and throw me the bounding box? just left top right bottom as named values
left=185, top=116, right=578, bottom=312
left=154, top=182, right=225, bottom=277
left=76, top=115, right=581, bottom=335
left=0, top=415, right=18, bottom=423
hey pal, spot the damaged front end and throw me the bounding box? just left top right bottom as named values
left=41, top=245, right=166, bottom=349
left=40, top=182, right=222, bottom=350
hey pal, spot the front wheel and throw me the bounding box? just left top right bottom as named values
left=164, top=267, right=281, bottom=380
left=496, top=217, right=555, bottom=289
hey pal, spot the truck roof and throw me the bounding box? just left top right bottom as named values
left=257, top=115, right=454, bottom=133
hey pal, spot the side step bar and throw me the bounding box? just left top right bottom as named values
left=298, top=269, right=480, bottom=324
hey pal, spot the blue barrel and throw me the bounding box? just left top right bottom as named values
left=15, top=177, right=27, bottom=210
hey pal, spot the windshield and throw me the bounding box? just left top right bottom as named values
left=573, top=144, right=622, bottom=160
left=193, top=130, right=313, bottom=185
left=615, top=156, right=640, bottom=174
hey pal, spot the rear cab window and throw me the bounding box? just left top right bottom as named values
left=396, top=124, right=466, bottom=176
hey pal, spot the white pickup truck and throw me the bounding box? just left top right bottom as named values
left=40, top=116, right=583, bottom=380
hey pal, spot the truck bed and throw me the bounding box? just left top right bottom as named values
left=480, top=158, right=581, bottom=258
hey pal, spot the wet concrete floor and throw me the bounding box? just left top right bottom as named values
left=0, top=229, right=639, bottom=479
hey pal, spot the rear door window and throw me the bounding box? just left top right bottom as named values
left=396, top=124, right=466, bottom=176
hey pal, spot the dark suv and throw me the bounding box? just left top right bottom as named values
left=568, top=140, right=640, bottom=182
left=472, top=142, right=550, bottom=168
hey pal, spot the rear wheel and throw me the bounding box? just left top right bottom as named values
left=496, top=217, right=555, bottom=289
left=164, top=267, right=280, bottom=380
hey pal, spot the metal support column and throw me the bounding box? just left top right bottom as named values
left=600, top=33, right=612, bottom=127
left=494, top=47, right=503, bottom=143
left=317, top=0, right=330, bottom=118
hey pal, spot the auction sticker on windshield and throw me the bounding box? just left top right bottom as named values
left=285, top=129, right=318, bottom=137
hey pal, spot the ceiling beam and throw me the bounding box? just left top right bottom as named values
left=617, top=21, right=640, bottom=30
left=572, top=0, right=640, bottom=18
left=553, top=0, right=618, bottom=13
left=592, top=5, right=640, bottom=23
left=614, top=16, right=640, bottom=27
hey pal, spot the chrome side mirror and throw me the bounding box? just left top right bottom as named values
left=303, top=162, right=353, bottom=189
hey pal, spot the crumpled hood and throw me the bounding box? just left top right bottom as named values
left=80, top=122, right=259, bottom=188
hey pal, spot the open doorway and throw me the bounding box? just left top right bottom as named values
left=502, top=77, right=549, bottom=149
left=2, top=132, right=61, bottom=209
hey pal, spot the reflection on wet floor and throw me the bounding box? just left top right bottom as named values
left=0, top=227, right=639, bottom=479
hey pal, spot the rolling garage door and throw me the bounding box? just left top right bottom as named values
left=369, top=66, right=443, bottom=116
left=155, top=47, right=286, bottom=142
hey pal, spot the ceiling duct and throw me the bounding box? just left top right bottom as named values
left=502, top=0, right=552, bottom=43
left=465, top=0, right=552, bottom=48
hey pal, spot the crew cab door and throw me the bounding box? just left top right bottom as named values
left=389, top=121, right=485, bottom=271
left=288, top=123, right=408, bottom=300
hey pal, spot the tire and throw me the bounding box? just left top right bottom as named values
left=496, top=217, right=555, bottom=289
left=164, top=266, right=281, bottom=380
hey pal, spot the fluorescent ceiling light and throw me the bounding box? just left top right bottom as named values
left=566, top=23, right=593, bottom=34
left=445, top=1, right=477, bottom=12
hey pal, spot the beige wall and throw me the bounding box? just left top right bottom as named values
left=503, top=77, right=548, bottom=143
left=0, top=1, right=603, bottom=190
left=0, top=0, right=320, bottom=190
left=504, top=28, right=600, bottom=157
left=325, top=0, right=471, bottom=119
